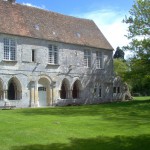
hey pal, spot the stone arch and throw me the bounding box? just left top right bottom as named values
left=7, top=77, right=22, bottom=100
left=72, top=80, right=82, bottom=99
left=38, top=77, right=51, bottom=107
left=60, top=78, right=70, bottom=99
left=0, top=78, right=4, bottom=100
left=38, top=74, right=52, bottom=83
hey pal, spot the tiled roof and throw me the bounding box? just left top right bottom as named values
left=0, top=0, right=113, bottom=50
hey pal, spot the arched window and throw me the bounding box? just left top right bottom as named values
left=8, top=82, right=16, bottom=100
left=60, top=82, right=67, bottom=99
left=72, top=81, right=79, bottom=99
left=8, top=78, right=22, bottom=100
left=60, top=79, right=70, bottom=99
left=72, top=80, right=82, bottom=99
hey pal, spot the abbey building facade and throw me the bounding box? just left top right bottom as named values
left=0, top=0, right=114, bottom=107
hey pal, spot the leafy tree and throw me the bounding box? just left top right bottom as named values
left=123, top=0, right=150, bottom=95
left=123, top=0, right=150, bottom=50
left=123, top=0, right=150, bottom=68
left=125, top=57, right=150, bottom=95
left=113, top=59, right=128, bottom=80
left=114, top=47, right=125, bottom=59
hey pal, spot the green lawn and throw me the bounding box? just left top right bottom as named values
left=133, top=96, right=150, bottom=101
left=0, top=98, right=150, bottom=150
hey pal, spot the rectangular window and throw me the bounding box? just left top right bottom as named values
left=94, top=85, right=97, bottom=97
left=48, top=45, right=58, bottom=64
left=32, top=49, right=35, bottom=62
left=84, top=50, right=91, bottom=67
left=94, top=84, right=102, bottom=98
left=98, top=85, right=102, bottom=97
left=113, top=87, right=120, bottom=93
left=113, top=87, right=116, bottom=93
left=4, top=38, right=16, bottom=61
left=96, top=51, right=103, bottom=69
left=117, top=87, right=120, bottom=93
left=38, top=87, right=46, bottom=91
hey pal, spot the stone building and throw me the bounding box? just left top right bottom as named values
left=0, top=0, right=114, bottom=107
left=113, top=76, right=124, bottom=101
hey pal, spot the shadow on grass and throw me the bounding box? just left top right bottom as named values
left=18, top=100, right=150, bottom=117
left=11, top=134, right=150, bottom=150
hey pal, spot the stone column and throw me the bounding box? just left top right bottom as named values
left=52, top=88, right=58, bottom=106
left=69, top=90, right=72, bottom=99
left=47, top=86, right=51, bottom=106
left=51, top=88, right=54, bottom=106
left=30, top=82, right=35, bottom=107
left=0, top=90, right=2, bottom=100
left=50, top=82, right=56, bottom=106
left=34, top=81, right=39, bottom=107
left=3, top=90, right=8, bottom=100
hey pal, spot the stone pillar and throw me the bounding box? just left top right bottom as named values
left=51, top=88, right=54, bottom=106
left=30, top=82, right=35, bottom=107
left=58, top=90, right=61, bottom=99
left=50, top=88, right=53, bottom=106
left=50, top=82, right=56, bottom=106
left=69, top=90, right=72, bottom=99
left=52, top=88, right=58, bottom=106
left=47, top=86, right=51, bottom=106
left=3, top=90, right=8, bottom=100
left=34, top=81, right=39, bottom=107
left=0, top=90, right=2, bottom=100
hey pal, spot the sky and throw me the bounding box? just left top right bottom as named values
left=16, top=0, right=134, bottom=57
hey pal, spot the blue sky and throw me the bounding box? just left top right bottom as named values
left=17, top=0, right=133, bottom=15
left=16, top=0, right=134, bottom=56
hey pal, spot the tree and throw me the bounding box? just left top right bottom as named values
left=113, top=59, right=128, bottom=80
left=125, top=57, right=150, bottom=95
left=114, top=47, right=125, bottom=59
left=123, top=0, right=150, bottom=95
left=123, top=0, right=150, bottom=50
left=123, top=0, right=150, bottom=66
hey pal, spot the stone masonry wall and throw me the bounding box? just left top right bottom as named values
left=0, top=34, right=113, bottom=107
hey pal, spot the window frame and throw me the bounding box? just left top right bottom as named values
left=113, top=87, right=120, bottom=94
left=3, top=38, right=16, bottom=61
left=113, top=87, right=117, bottom=93
left=48, top=44, right=59, bottom=65
left=31, top=49, right=36, bottom=62
left=117, top=87, right=120, bottom=93
left=96, top=51, right=103, bottom=69
left=84, top=49, right=91, bottom=68
left=94, top=83, right=102, bottom=98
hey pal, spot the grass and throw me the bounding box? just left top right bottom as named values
left=133, top=96, right=150, bottom=101
left=0, top=97, right=150, bottom=150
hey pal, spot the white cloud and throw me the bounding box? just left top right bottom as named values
left=22, top=3, right=46, bottom=10
left=73, top=9, right=130, bottom=50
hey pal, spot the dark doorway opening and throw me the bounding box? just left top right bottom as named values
left=8, top=82, right=16, bottom=100
left=60, top=83, right=66, bottom=99
left=72, top=81, right=78, bottom=99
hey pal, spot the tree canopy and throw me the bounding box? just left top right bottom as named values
left=114, top=47, right=125, bottom=59
left=123, top=0, right=150, bottom=45
left=123, top=0, right=150, bottom=95
left=113, top=59, right=128, bottom=79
